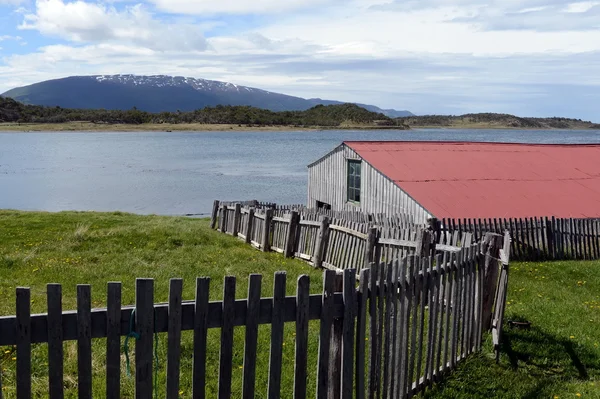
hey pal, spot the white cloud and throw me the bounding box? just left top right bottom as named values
left=19, top=0, right=208, bottom=51
left=149, top=0, right=330, bottom=15
left=564, top=1, right=600, bottom=12
left=0, top=0, right=26, bottom=5
left=3, top=0, right=600, bottom=120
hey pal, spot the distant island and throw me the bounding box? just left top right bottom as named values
left=0, top=97, right=409, bottom=131
left=404, top=113, right=600, bottom=130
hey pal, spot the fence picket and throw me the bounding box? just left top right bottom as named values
left=367, top=263, right=380, bottom=399
left=193, top=277, right=210, bottom=399
left=135, top=279, right=154, bottom=399
left=294, top=275, right=310, bottom=399
left=356, top=269, right=369, bottom=399
left=341, top=269, right=357, bottom=399
left=317, top=270, right=335, bottom=399
left=416, top=257, right=428, bottom=389
left=268, top=272, right=286, bottom=399
left=218, top=277, right=236, bottom=399
left=387, top=262, right=400, bottom=399
left=242, top=274, right=262, bottom=399
left=47, top=284, right=64, bottom=399
left=382, top=263, right=393, bottom=398
left=106, top=282, right=121, bottom=399
left=16, top=287, right=31, bottom=399
left=407, top=256, right=419, bottom=398
left=77, top=285, right=92, bottom=399
left=166, top=279, right=183, bottom=399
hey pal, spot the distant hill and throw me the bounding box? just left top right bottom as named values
left=0, top=96, right=408, bottom=128
left=1, top=75, right=413, bottom=117
left=402, top=113, right=600, bottom=129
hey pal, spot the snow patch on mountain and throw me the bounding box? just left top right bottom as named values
left=93, top=74, right=259, bottom=94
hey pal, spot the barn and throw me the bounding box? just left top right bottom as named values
left=307, top=141, right=600, bottom=224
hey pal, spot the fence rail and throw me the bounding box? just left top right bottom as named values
left=0, top=240, right=507, bottom=398
left=441, top=217, right=600, bottom=261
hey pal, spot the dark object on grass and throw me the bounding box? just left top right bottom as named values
left=508, top=320, right=531, bottom=329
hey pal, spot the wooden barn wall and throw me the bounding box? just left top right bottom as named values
left=307, top=144, right=432, bottom=223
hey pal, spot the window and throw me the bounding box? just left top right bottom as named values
left=347, top=159, right=361, bottom=203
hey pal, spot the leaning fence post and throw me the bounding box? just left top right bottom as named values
left=232, top=204, right=241, bottom=237
left=285, top=211, right=300, bottom=258
left=328, top=272, right=343, bottom=399
left=364, top=227, right=379, bottom=267
left=262, top=208, right=274, bottom=252
left=219, top=205, right=228, bottom=233
left=210, top=200, right=220, bottom=229
left=246, top=208, right=255, bottom=244
left=480, top=232, right=503, bottom=331
left=314, top=216, right=330, bottom=269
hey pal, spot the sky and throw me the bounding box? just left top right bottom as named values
left=1, top=0, right=600, bottom=120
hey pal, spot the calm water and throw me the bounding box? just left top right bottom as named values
left=1, top=129, right=600, bottom=215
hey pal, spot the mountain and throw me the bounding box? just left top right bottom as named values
left=2, top=75, right=413, bottom=117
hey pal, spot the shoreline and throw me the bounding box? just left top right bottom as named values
left=1, top=122, right=597, bottom=132
left=0, top=122, right=409, bottom=133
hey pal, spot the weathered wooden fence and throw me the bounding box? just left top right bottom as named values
left=440, top=217, right=600, bottom=261
left=0, top=242, right=507, bottom=398
left=214, top=201, right=433, bottom=273
left=212, top=201, right=479, bottom=275
left=213, top=200, right=421, bottom=230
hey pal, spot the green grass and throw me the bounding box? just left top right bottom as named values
left=0, top=210, right=324, bottom=398
left=425, top=259, right=600, bottom=399
left=2, top=211, right=600, bottom=398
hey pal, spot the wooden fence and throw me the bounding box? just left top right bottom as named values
left=213, top=200, right=421, bottom=230
left=440, top=217, right=600, bottom=261
left=212, top=201, right=480, bottom=276
left=213, top=202, right=439, bottom=274
left=0, top=243, right=505, bottom=398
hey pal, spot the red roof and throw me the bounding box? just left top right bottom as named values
left=344, top=141, right=600, bottom=219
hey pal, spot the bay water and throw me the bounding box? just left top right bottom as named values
left=1, top=129, right=599, bottom=215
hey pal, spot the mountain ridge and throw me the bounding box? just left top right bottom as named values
left=2, top=75, right=414, bottom=117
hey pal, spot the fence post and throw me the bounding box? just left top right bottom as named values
left=416, top=229, right=433, bottom=257
left=232, top=204, right=241, bottom=237
left=285, top=211, right=300, bottom=258
left=219, top=205, right=227, bottom=233
left=480, top=232, right=503, bottom=331
left=314, top=216, right=331, bottom=269
left=328, top=272, right=343, bottom=399
left=262, top=208, right=274, bottom=252
left=246, top=208, right=254, bottom=245
left=210, top=200, right=220, bottom=229
left=546, top=216, right=554, bottom=260
left=427, top=217, right=441, bottom=244
left=364, top=227, right=379, bottom=267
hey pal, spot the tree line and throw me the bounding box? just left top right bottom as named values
left=0, top=97, right=406, bottom=127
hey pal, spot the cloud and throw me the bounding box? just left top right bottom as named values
left=3, top=0, right=600, bottom=120
left=0, top=35, right=24, bottom=41
left=148, top=0, right=331, bottom=15
left=452, top=2, right=600, bottom=31
left=19, top=0, right=208, bottom=51
left=0, top=0, right=26, bottom=5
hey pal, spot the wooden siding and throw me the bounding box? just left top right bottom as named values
left=307, top=144, right=432, bottom=223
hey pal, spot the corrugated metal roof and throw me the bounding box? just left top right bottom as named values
left=344, top=141, right=600, bottom=219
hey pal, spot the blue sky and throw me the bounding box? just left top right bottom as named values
left=1, top=0, right=600, bottom=120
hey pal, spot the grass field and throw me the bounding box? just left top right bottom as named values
left=1, top=210, right=600, bottom=398
left=0, top=210, right=325, bottom=398
left=425, top=259, right=600, bottom=398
